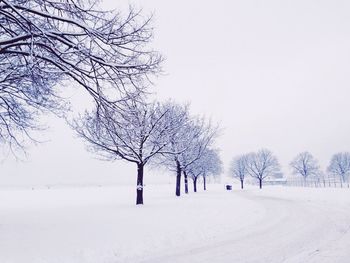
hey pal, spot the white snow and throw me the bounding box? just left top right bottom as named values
left=1, top=184, right=350, bottom=263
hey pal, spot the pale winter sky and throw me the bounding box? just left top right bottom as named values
left=2, top=0, right=350, bottom=187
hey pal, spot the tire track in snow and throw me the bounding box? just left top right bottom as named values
left=141, top=190, right=350, bottom=263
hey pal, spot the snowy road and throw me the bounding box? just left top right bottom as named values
left=1, top=185, right=350, bottom=263
left=143, top=188, right=350, bottom=263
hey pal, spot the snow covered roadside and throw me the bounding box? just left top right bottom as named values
left=152, top=187, right=350, bottom=263
left=0, top=185, right=349, bottom=263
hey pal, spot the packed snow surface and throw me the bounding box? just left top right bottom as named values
left=1, top=184, right=350, bottom=263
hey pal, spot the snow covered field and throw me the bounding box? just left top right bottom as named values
left=1, top=184, right=350, bottom=263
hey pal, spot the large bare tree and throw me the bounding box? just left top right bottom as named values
left=73, top=100, right=179, bottom=205
left=246, top=149, right=281, bottom=189
left=290, top=152, right=320, bottom=185
left=0, top=0, right=161, bottom=150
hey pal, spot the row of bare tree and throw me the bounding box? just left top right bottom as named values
left=230, top=149, right=281, bottom=189
left=0, top=0, right=223, bottom=205
left=230, top=151, right=350, bottom=189
left=290, top=152, right=350, bottom=187
left=73, top=100, right=222, bottom=204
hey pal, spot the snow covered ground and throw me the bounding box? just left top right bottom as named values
left=1, top=184, right=350, bottom=263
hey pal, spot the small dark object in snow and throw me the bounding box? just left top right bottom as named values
left=226, top=185, right=232, bottom=190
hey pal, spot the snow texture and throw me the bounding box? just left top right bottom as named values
left=1, top=185, right=350, bottom=262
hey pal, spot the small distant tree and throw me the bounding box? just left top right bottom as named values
left=187, top=169, right=200, bottom=193
left=327, top=152, right=350, bottom=187
left=246, top=149, right=281, bottom=189
left=186, top=148, right=222, bottom=192
left=230, top=155, right=249, bottom=189
left=201, top=149, right=222, bottom=190
left=290, top=152, right=320, bottom=186
left=73, top=100, right=179, bottom=205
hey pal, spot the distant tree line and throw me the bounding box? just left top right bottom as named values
left=230, top=150, right=350, bottom=189
left=229, top=149, right=281, bottom=189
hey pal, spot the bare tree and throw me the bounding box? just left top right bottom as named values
left=327, top=152, right=350, bottom=187
left=0, top=44, right=64, bottom=153
left=186, top=161, right=201, bottom=193
left=186, top=148, right=222, bottom=192
left=230, top=154, right=249, bottom=189
left=157, top=106, right=218, bottom=196
left=177, top=118, right=218, bottom=195
left=153, top=102, right=191, bottom=196
left=290, top=152, right=320, bottom=186
left=201, top=149, right=222, bottom=191
left=72, top=100, right=178, bottom=205
left=0, top=0, right=161, bottom=150
left=246, top=149, right=281, bottom=189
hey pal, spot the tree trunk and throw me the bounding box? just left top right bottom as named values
left=175, top=160, right=181, bottom=196
left=193, top=177, right=197, bottom=192
left=240, top=179, right=244, bottom=189
left=259, top=178, right=262, bottom=189
left=203, top=175, right=206, bottom=191
left=183, top=171, right=189, bottom=194
left=136, top=163, right=144, bottom=205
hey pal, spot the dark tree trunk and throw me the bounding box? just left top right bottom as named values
left=259, top=178, right=262, bottom=189
left=183, top=170, right=189, bottom=194
left=203, top=175, right=206, bottom=191
left=136, top=163, right=144, bottom=205
left=240, top=179, right=244, bottom=189
left=175, top=160, right=181, bottom=196
left=193, top=177, right=197, bottom=192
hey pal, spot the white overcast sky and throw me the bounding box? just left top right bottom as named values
left=2, top=0, right=350, bottom=186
